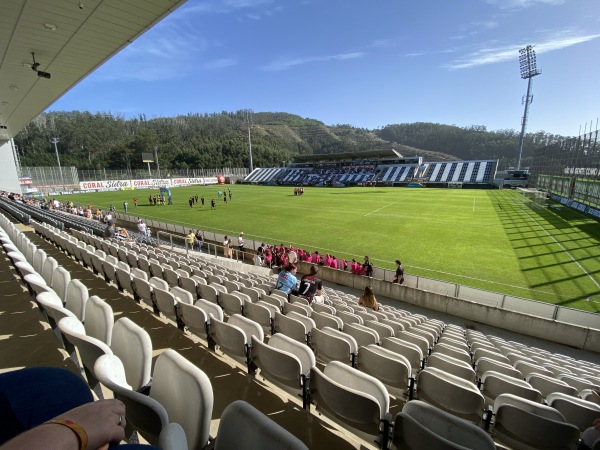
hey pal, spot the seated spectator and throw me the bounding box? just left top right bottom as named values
left=114, top=227, right=130, bottom=241
left=329, top=256, right=338, bottom=270
left=358, top=285, right=379, bottom=311
left=274, top=263, right=298, bottom=295
left=350, top=259, right=360, bottom=274
left=297, top=265, right=324, bottom=304
left=0, top=366, right=158, bottom=450
left=103, top=222, right=116, bottom=239
left=579, top=417, right=600, bottom=450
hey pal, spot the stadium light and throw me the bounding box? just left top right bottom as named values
left=246, top=109, right=253, bottom=172
left=515, top=45, right=541, bottom=171
left=50, top=137, right=65, bottom=188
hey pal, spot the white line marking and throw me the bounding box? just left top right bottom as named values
left=364, top=192, right=418, bottom=217
left=500, top=191, right=600, bottom=290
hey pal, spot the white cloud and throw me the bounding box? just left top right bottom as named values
left=444, top=31, right=600, bottom=70
left=178, top=0, right=278, bottom=16
left=262, top=52, right=365, bottom=71
left=486, top=0, right=566, bottom=9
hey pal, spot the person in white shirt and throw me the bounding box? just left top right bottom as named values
left=238, top=232, right=245, bottom=253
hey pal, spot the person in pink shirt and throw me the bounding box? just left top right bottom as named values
left=330, top=256, right=338, bottom=270
left=314, top=252, right=321, bottom=265
left=351, top=259, right=360, bottom=274
left=306, top=253, right=313, bottom=263
left=325, top=254, right=332, bottom=267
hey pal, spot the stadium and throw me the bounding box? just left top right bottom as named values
left=1, top=1, right=600, bottom=450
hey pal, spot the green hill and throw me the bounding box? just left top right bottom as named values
left=15, top=111, right=569, bottom=171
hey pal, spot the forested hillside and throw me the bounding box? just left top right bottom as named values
left=14, top=110, right=567, bottom=171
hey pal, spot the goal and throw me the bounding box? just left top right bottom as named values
left=516, top=187, right=547, bottom=209
left=448, top=181, right=463, bottom=189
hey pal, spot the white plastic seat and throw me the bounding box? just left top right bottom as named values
left=40, top=256, right=58, bottom=288
left=132, top=276, right=157, bottom=311
left=91, top=250, right=106, bottom=276
left=64, top=279, right=89, bottom=322
left=274, top=311, right=310, bottom=344
left=283, top=301, right=312, bottom=317
left=481, top=370, right=541, bottom=407
left=110, top=317, right=153, bottom=392
left=58, top=316, right=113, bottom=389
left=344, top=322, right=380, bottom=347
left=84, top=295, right=114, bottom=345
left=210, top=314, right=264, bottom=367
left=382, top=337, right=423, bottom=374
left=396, top=331, right=430, bottom=357
left=311, top=302, right=336, bottom=315
left=198, top=283, right=219, bottom=303
left=102, top=255, right=119, bottom=284
left=311, top=326, right=358, bottom=366
left=46, top=266, right=71, bottom=303
left=432, top=342, right=471, bottom=365
left=336, top=310, right=363, bottom=327
left=558, top=373, right=600, bottom=393
left=513, top=360, right=554, bottom=379
left=525, top=373, right=578, bottom=399
left=363, top=320, right=395, bottom=340
left=492, top=393, right=580, bottom=450
left=97, top=350, right=214, bottom=450
left=476, top=357, right=522, bottom=380
left=244, top=301, right=276, bottom=334
left=546, top=391, right=600, bottom=431
left=36, top=291, right=78, bottom=328
left=380, top=319, right=405, bottom=334
left=310, top=360, right=391, bottom=448
left=178, top=276, right=199, bottom=300
left=392, top=400, right=496, bottom=450
left=150, top=285, right=177, bottom=321
left=312, top=310, right=343, bottom=330
left=427, top=353, right=476, bottom=382
left=251, top=333, right=315, bottom=408
left=358, top=344, right=412, bottom=398
left=416, top=367, right=484, bottom=423
left=177, top=302, right=209, bottom=339
left=214, top=400, right=308, bottom=450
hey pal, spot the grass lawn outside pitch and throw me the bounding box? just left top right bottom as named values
left=54, top=185, right=600, bottom=312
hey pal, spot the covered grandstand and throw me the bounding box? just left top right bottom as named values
left=243, top=149, right=498, bottom=188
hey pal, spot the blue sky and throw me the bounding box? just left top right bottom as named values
left=49, top=0, right=600, bottom=137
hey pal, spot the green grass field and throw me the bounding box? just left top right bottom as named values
left=54, top=185, right=600, bottom=312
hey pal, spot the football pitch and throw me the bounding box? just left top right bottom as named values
left=55, top=185, right=600, bottom=312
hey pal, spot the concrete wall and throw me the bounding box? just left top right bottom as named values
left=0, top=140, right=22, bottom=194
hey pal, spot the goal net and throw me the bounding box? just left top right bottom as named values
left=516, top=188, right=547, bottom=209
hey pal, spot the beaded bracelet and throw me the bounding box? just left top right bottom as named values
left=46, top=419, right=88, bottom=450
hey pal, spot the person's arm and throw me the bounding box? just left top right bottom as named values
left=0, top=400, right=126, bottom=450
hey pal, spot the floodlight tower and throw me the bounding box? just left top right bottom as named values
left=50, top=137, right=65, bottom=187
left=516, top=45, right=541, bottom=171
left=246, top=109, right=254, bottom=172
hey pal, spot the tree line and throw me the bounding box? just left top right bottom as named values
left=14, top=110, right=568, bottom=171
